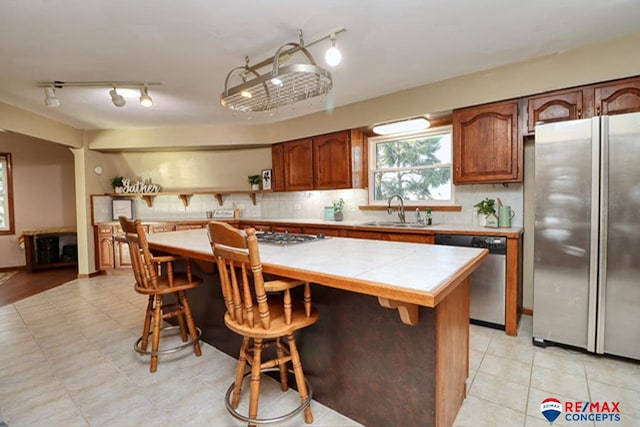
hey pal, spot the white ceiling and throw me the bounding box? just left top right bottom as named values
left=1, top=0, right=639, bottom=130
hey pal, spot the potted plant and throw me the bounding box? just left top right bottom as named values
left=110, top=176, right=125, bottom=193
left=473, top=197, right=496, bottom=227
left=332, top=198, right=345, bottom=221
left=248, top=175, right=261, bottom=191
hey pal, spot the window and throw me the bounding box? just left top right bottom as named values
left=0, top=153, right=14, bottom=235
left=368, top=126, right=453, bottom=204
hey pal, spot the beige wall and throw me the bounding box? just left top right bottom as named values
left=0, top=132, right=76, bottom=268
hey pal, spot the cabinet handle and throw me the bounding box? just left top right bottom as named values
left=596, top=105, right=601, bottom=116
left=577, top=108, right=582, bottom=119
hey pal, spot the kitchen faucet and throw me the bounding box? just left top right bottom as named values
left=387, top=194, right=406, bottom=223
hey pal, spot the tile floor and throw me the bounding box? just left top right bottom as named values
left=0, top=275, right=638, bottom=426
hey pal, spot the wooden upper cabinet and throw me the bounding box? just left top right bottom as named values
left=527, top=89, right=588, bottom=133
left=453, top=100, right=522, bottom=184
left=526, top=75, right=640, bottom=134
left=313, top=130, right=364, bottom=189
left=271, top=129, right=365, bottom=191
left=594, top=76, right=640, bottom=116
left=271, top=143, right=285, bottom=192
left=283, top=138, right=314, bottom=191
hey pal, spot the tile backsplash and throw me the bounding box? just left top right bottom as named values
left=93, top=183, right=523, bottom=227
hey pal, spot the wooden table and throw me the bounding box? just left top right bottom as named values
left=146, top=228, right=488, bottom=427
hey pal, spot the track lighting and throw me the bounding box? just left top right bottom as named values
left=325, top=33, right=342, bottom=67
left=139, top=87, right=153, bottom=107
left=372, top=117, right=431, bottom=135
left=44, top=86, right=60, bottom=107
left=109, top=88, right=126, bottom=107
left=37, top=81, right=160, bottom=108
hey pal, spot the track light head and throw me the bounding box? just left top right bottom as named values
left=44, top=86, right=60, bottom=107
left=139, top=87, right=153, bottom=107
left=325, top=33, right=342, bottom=67
left=109, top=88, right=126, bottom=108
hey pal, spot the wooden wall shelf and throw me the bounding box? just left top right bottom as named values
left=105, top=190, right=271, bottom=207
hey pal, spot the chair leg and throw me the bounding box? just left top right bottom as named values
left=287, top=333, right=313, bottom=424
left=231, top=337, right=250, bottom=409
left=150, top=295, right=163, bottom=373
left=140, top=295, right=154, bottom=352
left=178, top=291, right=202, bottom=356
left=175, top=294, right=188, bottom=342
left=275, top=338, right=289, bottom=391
left=248, top=338, right=263, bottom=426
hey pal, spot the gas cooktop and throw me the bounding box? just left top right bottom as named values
left=255, top=231, right=328, bottom=246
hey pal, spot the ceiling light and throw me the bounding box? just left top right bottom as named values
left=372, top=117, right=431, bottom=135
left=44, top=86, right=60, bottom=107
left=220, top=27, right=346, bottom=114
left=109, top=88, right=126, bottom=107
left=139, top=87, right=153, bottom=107
left=325, top=33, right=342, bottom=67
left=37, top=81, right=160, bottom=108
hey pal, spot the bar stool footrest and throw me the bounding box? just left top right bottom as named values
left=225, top=368, right=313, bottom=425
left=134, top=325, right=202, bottom=356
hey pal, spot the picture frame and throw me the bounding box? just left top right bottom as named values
left=261, top=168, right=272, bottom=191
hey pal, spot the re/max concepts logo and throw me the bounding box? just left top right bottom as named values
left=541, top=398, right=622, bottom=423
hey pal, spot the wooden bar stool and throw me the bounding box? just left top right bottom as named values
left=119, top=216, right=202, bottom=373
left=207, top=221, right=318, bottom=426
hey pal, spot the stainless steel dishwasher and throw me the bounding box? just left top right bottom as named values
left=435, top=234, right=507, bottom=329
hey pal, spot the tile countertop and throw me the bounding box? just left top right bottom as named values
left=252, top=218, right=524, bottom=236
left=146, top=228, right=488, bottom=308
left=96, top=217, right=523, bottom=238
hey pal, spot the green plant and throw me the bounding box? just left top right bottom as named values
left=248, top=175, right=261, bottom=185
left=332, top=198, right=345, bottom=213
left=473, top=197, right=496, bottom=215
left=110, top=176, right=124, bottom=189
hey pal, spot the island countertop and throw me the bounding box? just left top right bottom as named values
left=146, top=228, right=488, bottom=308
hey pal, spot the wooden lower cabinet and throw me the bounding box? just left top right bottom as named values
left=382, top=233, right=435, bottom=244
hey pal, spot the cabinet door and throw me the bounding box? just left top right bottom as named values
left=453, top=100, right=522, bottom=184
left=313, top=131, right=352, bottom=189
left=115, top=239, right=132, bottom=269
left=283, top=139, right=314, bottom=191
left=97, top=235, right=115, bottom=270
left=594, top=77, right=640, bottom=116
left=382, top=233, right=434, bottom=244
left=527, top=89, right=586, bottom=133
left=271, top=143, right=285, bottom=192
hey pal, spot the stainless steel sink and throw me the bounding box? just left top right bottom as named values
left=358, top=221, right=430, bottom=228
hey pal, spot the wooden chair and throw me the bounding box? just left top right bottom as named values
left=207, top=221, right=318, bottom=426
left=119, top=216, right=202, bottom=373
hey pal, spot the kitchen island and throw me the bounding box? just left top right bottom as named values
left=146, top=228, right=488, bottom=427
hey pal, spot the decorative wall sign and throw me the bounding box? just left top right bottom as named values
left=261, top=169, right=272, bottom=191
left=121, top=178, right=161, bottom=193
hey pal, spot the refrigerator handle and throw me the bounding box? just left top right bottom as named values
left=586, top=118, right=600, bottom=352
left=595, top=117, right=609, bottom=354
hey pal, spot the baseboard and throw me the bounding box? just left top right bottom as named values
left=520, top=307, right=533, bottom=316
left=77, top=271, right=103, bottom=279
left=0, top=265, right=25, bottom=272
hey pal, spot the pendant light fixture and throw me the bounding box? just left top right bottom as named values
left=220, top=27, right=346, bottom=115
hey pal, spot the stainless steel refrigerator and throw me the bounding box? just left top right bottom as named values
left=533, top=112, right=640, bottom=360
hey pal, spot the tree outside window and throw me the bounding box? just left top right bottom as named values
left=0, top=153, right=14, bottom=235
left=369, top=127, right=452, bottom=204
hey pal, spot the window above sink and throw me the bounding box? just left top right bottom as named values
left=368, top=126, right=453, bottom=206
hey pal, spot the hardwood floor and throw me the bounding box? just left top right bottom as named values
left=0, top=267, right=78, bottom=308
